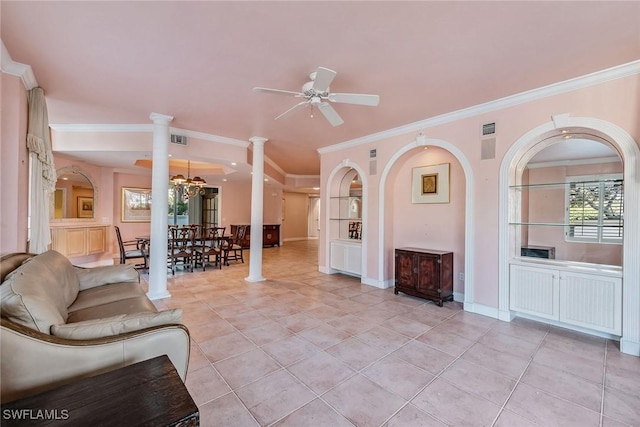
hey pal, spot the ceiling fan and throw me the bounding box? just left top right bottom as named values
left=253, top=67, right=380, bottom=127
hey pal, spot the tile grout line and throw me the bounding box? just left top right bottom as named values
left=599, top=339, right=608, bottom=427
left=377, top=310, right=497, bottom=427
left=488, top=326, right=550, bottom=427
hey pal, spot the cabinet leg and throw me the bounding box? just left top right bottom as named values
left=437, top=300, right=443, bottom=307
left=394, top=288, right=399, bottom=295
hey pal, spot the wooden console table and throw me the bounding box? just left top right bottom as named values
left=2, top=356, right=199, bottom=426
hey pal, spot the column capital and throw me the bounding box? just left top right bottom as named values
left=149, top=112, right=174, bottom=124
left=249, top=136, right=268, bottom=146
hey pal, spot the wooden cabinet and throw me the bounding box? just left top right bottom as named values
left=230, top=224, right=280, bottom=248
left=50, top=225, right=108, bottom=258
left=394, top=247, right=453, bottom=306
left=263, top=224, right=280, bottom=247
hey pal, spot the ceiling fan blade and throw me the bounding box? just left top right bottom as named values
left=312, top=67, right=337, bottom=92
left=318, top=102, right=344, bottom=127
left=253, top=87, right=304, bottom=97
left=274, top=101, right=309, bottom=121
left=329, top=93, right=380, bottom=106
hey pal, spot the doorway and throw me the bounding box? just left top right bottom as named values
left=308, top=196, right=320, bottom=238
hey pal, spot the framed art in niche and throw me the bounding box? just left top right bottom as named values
left=412, top=163, right=450, bottom=204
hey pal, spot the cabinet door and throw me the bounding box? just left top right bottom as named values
left=330, top=241, right=346, bottom=271
left=87, top=227, right=106, bottom=255
left=559, top=272, right=622, bottom=335
left=509, top=264, right=559, bottom=320
left=395, top=251, right=415, bottom=288
left=416, top=254, right=440, bottom=295
left=65, top=228, right=87, bottom=258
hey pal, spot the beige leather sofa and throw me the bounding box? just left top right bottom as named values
left=0, top=250, right=190, bottom=403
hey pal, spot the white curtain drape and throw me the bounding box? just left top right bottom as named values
left=27, top=87, right=56, bottom=254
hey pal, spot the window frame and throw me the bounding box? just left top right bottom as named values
left=564, top=173, right=623, bottom=244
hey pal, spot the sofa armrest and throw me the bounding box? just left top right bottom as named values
left=51, top=309, right=183, bottom=339
left=0, top=318, right=190, bottom=403
left=74, top=264, right=139, bottom=291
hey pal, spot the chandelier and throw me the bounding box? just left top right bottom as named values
left=170, top=160, right=206, bottom=201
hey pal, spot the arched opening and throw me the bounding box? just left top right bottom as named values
left=378, top=136, right=475, bottom=311
left=324, top=162, right=367, bottom=279
left=499, top=117, right=640, bottom=356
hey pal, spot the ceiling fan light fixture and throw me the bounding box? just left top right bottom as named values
left=253, top=66, right=379, bottom=127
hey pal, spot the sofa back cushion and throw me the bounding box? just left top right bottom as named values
left=0, top=250, right=80, bottom=333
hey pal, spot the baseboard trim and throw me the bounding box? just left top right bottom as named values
left=464, top=302, right=499, bottom=319
left=620, top=339, right=640, bottom=356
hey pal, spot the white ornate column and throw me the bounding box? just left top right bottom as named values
left=246, top=136, right=268, bottom=282
left=147, top=112, right=173, bottom=300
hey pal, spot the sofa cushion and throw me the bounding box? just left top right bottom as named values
left=74, top=264, right=139, bottom=291
left=50, top=309, right=183, bottom=339
left=68, top=282, right=147, bottom=313
left=67, top=296, right=158, bottom=324
left=0, top=250, right=79, bottom=333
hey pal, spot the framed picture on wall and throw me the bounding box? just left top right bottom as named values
left=121, top=187, right=152, bottom=222
left=77, top=197, right=94, bottom=218
left=412, top=163, right=450, bottom=204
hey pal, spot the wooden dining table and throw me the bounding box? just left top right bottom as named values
left=135, top=233, right=231, bottom=270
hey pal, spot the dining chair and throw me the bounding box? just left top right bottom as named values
left=194, top=226, right=225, bottom=271
left=114, top=226, right=147, bottom=270
left=222, top=225, right=247, bottom=265
left=167, top=226, right=196, bottom=275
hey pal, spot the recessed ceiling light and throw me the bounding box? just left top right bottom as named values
left=223, top=178, right=227, bottom=182
left=231, top=162, right=237, bottom=166
left=168, top=154, right=173, bottom=157
left=264, top=178, right=269, bottom=182
left=312, top=187, right=320, bottom=190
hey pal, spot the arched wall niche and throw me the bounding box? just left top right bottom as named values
left=499, top=116, right=640, bottom=356
left=323, top=160, right=368, bottom=280
left=378, top=136, right=475, bottom=310
left=50, top=165, right=99, bottom=222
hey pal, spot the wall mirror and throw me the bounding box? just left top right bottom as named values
left=51, top=166, right=98, bottom=221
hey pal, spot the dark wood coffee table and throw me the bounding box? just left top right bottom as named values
left=1, top=355, right=198, bottom=426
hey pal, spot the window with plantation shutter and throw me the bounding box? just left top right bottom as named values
left=566, top=174, right=623, bottom=244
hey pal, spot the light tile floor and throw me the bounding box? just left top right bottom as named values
left=146, top=240, right=640, bottom=427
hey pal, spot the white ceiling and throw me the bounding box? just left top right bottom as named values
left=2, top=1, right=639, bottom=179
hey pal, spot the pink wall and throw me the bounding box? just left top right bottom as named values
left=320, top=74, right=639, bottom=309
left=0, top=74, right=29, bottom=254
left=282, top=192, right=310, bottom=240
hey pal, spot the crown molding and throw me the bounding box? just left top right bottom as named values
left=48, top=124, right=250, bottom=149
left=264, top=155, right=287, bottom=176
left=318, top=60, right=640, bottom=155
left=285, top=174, right=321, bottom=179
left=49, top=124, right=153, bottom=132
left=1, top=40, right=38, bottom=90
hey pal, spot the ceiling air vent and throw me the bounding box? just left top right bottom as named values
left=171, top=134, right=187, bottom=145
left=481, top=122, right=496, bottom=136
